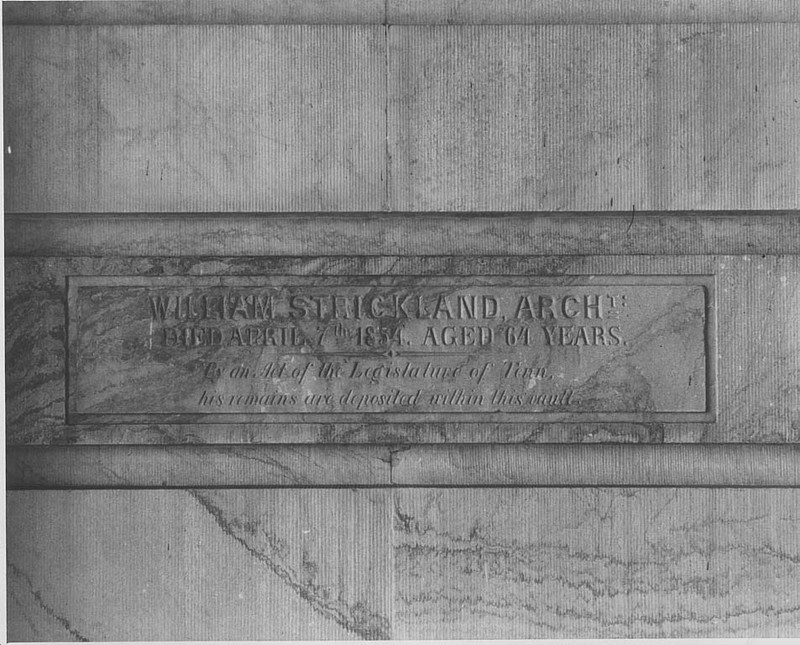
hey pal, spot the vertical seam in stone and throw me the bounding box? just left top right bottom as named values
left=384, top=22, right=391, bottom=211
left=95, top=27, right=101, bottom=210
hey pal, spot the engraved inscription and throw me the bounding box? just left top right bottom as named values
left=67, top=276, right=715, bottom=423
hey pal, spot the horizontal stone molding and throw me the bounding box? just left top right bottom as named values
left=7, top=444, right=800, bottom=488
left=5, top=0, right=800, bottom=24
left=391, top=444, right=800, bottom=487
left=6, top=211, right=800, bottom=257
left=6, top=445, right=393, bottom=489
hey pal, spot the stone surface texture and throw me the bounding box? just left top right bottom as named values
left=6, top=0, right=800, bottom=24
left=6, top=212, right=800, bottom=257
left=5, top=25, right=387, bottom=212
left=389, top=24, right=800, bottom=211
left=7, top=489, right=392, bottom=641
left=66, top=276, right=711, bottom=424
left=5, top=9, right=800, bottom=642
left=387, top=0, right=800, bottom=24
left=8, top=444, right=800, bottom=489
left=5, top=24, right=800, bottom=212
left=7, top=254, right=798, bottom=445
left=7, top=488, right=800, bottom=640
left=394, top=488, right=800, bottom=638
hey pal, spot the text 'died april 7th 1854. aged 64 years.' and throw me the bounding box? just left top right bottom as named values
left=66, top=275, right=716, bottom=424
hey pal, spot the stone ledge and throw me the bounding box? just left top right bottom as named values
left=6, top=445, right=393, bottom=489
left=8, top=444, right=800, bottom=489
left=7, top=211, right=800, bottom=257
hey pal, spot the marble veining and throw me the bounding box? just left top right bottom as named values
left=6, top=254, right=799, bottom=445
left=394, top=488, right=800, bottom=638
left=190, top=489, right=392, bottom=639
left=7, top=562, right=90, bottom=642
left=7, top=488, right=800, bottom=640
left=7, top=489, right=392, bottom=640
left=66, top=276, right=710, bottom=424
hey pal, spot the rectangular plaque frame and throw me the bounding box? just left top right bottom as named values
left=66, top=274, right=717, bottom=424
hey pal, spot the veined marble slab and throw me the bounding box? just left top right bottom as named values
left=395, top=488, right=800, bottom=638
left=6, top=247, right=798, bottom=445
left=7, top=489, right=392, bottom=640
left=65, top=275, right=713, bottom=425
left=7, top=488, right=799, bottom=639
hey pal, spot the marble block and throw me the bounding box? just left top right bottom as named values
left=7, top=489, right=392, bottom=641
left=389, top=24, right=800, bottom=211
left=394, top=488, right=800, bottom=638
left=6, top=242, right=799, bottom=446
left=4, top=25, right=387, bottom=212
left=3, top=26, right=99, bottom=212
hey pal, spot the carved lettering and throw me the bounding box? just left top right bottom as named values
left=68, top=276, right=714, bottom=423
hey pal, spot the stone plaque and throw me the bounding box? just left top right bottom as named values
left=67, top=275, right=715, bottom=424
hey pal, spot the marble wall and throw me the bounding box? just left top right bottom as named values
left=5, top=23, right=800, bottom=212
left=394, top=488, right=800, bottom=638
left=8, top=489, right=800, bottom=640
left=5, top=1, right=800, bottom=640
left=8, top=489, right=392, bottom=640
